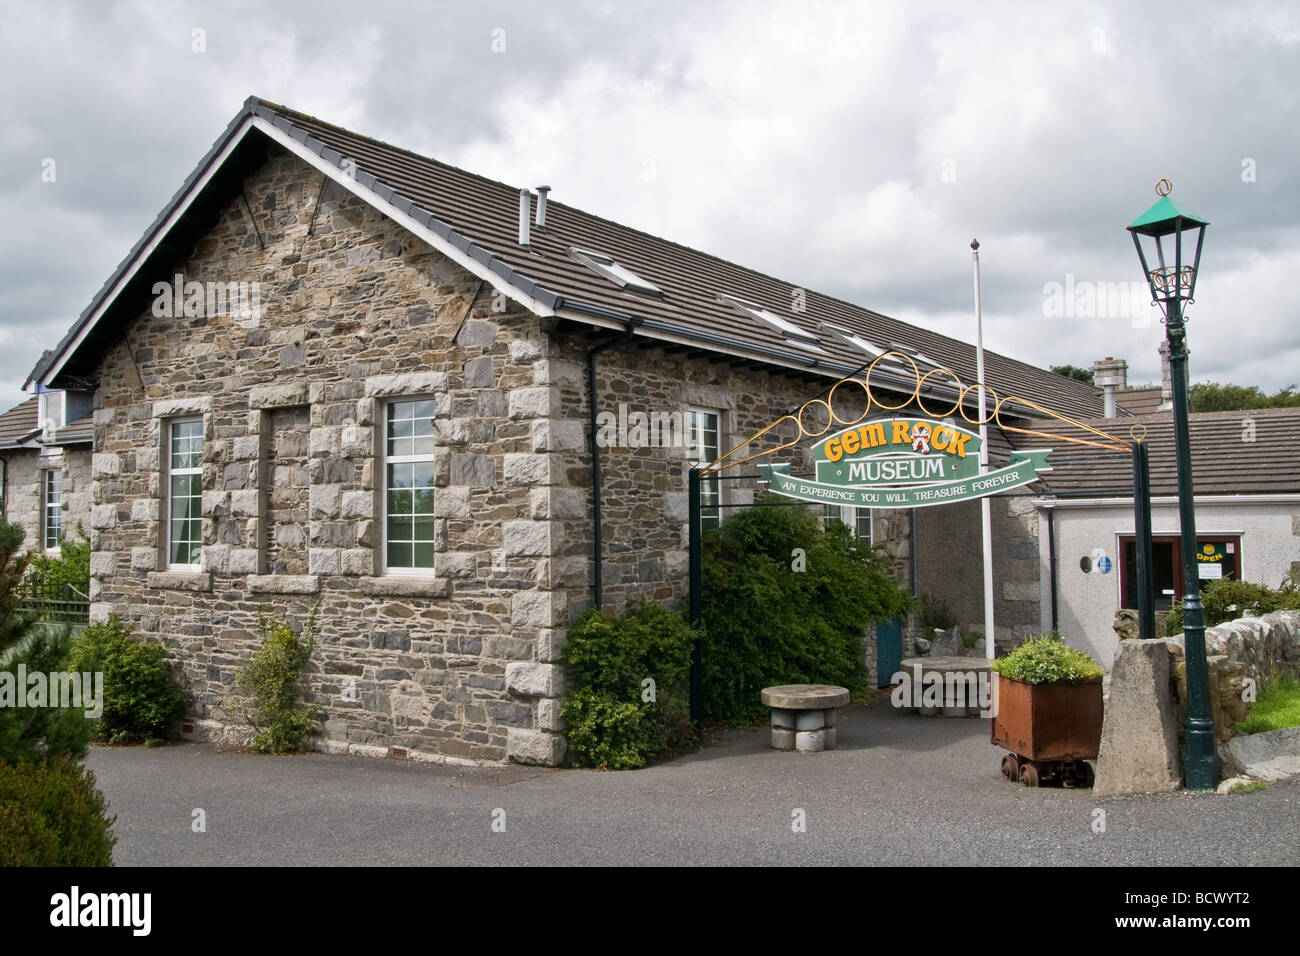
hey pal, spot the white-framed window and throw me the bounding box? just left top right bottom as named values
left=824, top=504, right=872, bottom=546
left=42, top=469, right=62, bottom=552
left=166, top=418, right=203, bottom=569
left=383, top=398, right=437, bottom=573
left=687, top=408, right=722, bottom=532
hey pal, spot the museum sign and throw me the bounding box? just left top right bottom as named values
left=757, top=417, right=1052, bottom=509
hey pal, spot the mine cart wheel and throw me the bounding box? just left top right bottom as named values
left=1018, top=761, right=1040, bottom=788
left=1001, top=753, right=1020, bottom=781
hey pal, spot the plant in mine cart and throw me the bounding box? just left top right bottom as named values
left=989, top=633, right=1104, bottom=789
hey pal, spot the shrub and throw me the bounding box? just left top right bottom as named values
left=919, top=593, right=958, bottom=631
left=235, top=608, right=319, bottom=754
left=27, top=522, right=91, bottom=599
left=0, top=757, right=116, bottom=865
left=69, top=616, right=186, bottom=746
left=701, top=502, right=913, bottom=723
left=0, top=518, right=94, bottom=764
left=992, top=633, right=1103, bottom=684
left=1164, top=576, right=1291, bottom=636
left=561, top=603, right=696, bottom=769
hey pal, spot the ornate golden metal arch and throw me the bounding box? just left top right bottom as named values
left=702, top=351, right=1133, bottom=475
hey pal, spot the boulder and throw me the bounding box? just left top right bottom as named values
left=931, top=626, right=964, bottom=658
left=1094, top=639, right=1183, bottom=795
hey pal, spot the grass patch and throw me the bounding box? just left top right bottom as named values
left=1236, top=674, right=1300, bottom=735
left=1228, top=780, right=1270, bottom=795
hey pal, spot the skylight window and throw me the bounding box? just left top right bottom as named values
left=717, top=293, right=819, bottom=347
left=888, top=342, right=941, bottom=370
left=821, top=323, right=884, bottom=358
left=569, top=247, right=662, bottom=297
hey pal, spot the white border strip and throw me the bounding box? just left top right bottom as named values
left=1034, top=493, right=1300, bottom=509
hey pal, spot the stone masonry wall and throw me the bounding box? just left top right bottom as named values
left=540, top=335, right=909, bottom=693
left=90, top=144, right=569, bottom=765
left=914, top=492, right=1040, bottom=650
left=2, top=444, right=93, bottom=554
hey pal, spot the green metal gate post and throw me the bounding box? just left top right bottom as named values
left=688, top=468, right=703, bottom=737
left=1132, top=440, right=1156, bottom=640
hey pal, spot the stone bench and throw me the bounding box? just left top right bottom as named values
left=760, top=684, right=850, bottom=752
left=896, top=656, right=992, bottom=717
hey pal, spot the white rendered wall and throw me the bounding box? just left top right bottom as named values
left=1036, top=495, right=1300, bottom=670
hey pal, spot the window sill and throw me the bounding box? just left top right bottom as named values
left=146, top=571, right=212, bottom=592
left=247, top=574, right=320, bottom=595
left=358, top=576, right=449, bottom=598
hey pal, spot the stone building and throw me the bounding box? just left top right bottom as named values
left=0, top=390, right=94, bottom=556
left=28, top=97, right=1105, bottom=765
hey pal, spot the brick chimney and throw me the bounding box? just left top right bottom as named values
left=1092, top=356, right=1128, bottom=418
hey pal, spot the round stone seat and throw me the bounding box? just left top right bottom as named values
left=760, top=684, right=850, bottom=752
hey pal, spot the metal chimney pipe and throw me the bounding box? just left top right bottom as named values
left=518, top=188, right=530, bottom=247
left=535, top=185, right=550, bottom=227
left=1092, top=356, right=1128, bottom=419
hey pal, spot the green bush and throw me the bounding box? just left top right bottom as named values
left=561, top=603, right=696, bottom=769
left=1164, top=576, right=1294, bottom=636
left=701, top=502, right=913, bottom=723
left=0, top=517, right=95, bottom=764
left=27, top=521, right=91, bottom=598
left=991, top=633, right=1103, bottom=684
left=0, top=757, right=116, bottom=865
left=70, top=616, right=186, bottom=746
left=235, top=608, right=319, bottom=754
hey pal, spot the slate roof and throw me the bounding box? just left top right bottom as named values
left=52, top=413, right=94, bottom=445
left=1116, top=386, right=1165, bottom=416
left=33, top=96, right=1106, bottom=423
left=0, top=397, right=92, bottom=450
left=1009, top=407, right=1300, bottom=497
left=0, top=397, right=39, bottom=448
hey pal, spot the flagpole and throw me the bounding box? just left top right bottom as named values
left=972, top=239, right=996, bottom=661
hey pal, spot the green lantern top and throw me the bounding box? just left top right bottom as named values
left=1128, top=195, right=1210, bottom=236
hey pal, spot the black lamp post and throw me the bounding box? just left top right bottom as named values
left=1127, top=179, right=1219, bottom=790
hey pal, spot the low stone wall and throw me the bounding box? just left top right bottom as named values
left=1163, top=610, right=1300, bottom=742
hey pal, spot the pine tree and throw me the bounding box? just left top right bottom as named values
left=0, top=517, right=93, bottom=764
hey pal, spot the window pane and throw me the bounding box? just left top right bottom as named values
left=389, top=463, right=414, bottom=489
left=384, top=399, right=436, bottom=571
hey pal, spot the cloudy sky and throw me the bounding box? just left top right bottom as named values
left=2, top=0, right=1297, bottom=404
